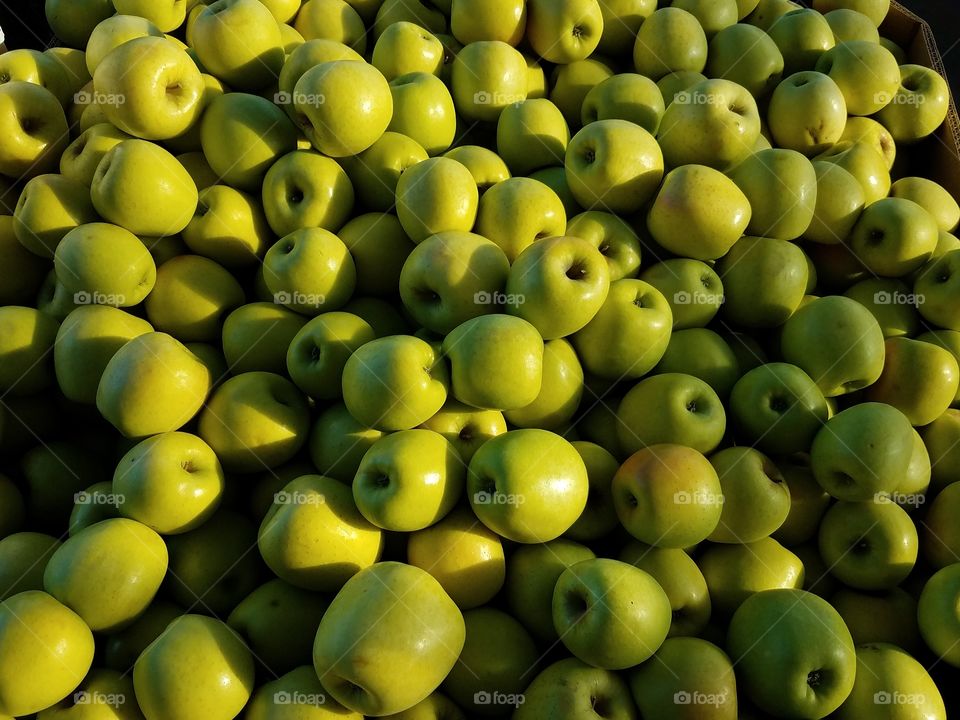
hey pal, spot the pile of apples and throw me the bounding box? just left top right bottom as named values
left=3, top=0, right=960, bottom=717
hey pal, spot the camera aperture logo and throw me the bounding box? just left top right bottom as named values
left=674, top=690, right=729, bottom=707
left=873, top=290, right=924, bottom=306
left=874, top=690, right=925, bottom=706
left=673, top=290, right=724, bottom=306
left=274, top=690, right=326, bottom=706
left=274, top=490, right=326, bottom=507
left=74, top=490, right=124, bottom=507
left=474, top=691, right=525, bottom=707
left=274, top=91, right=326, bottom=107
left=274, top=291, right=327, bottom=308
left=674, top=490, right=724, bottom=506
left=474, top=290, right=525, bottom=306
left=473, top=90, right=525, bottom=106
left=74, top=90, right=126, bottom=107
left=74, top=691, right=126, bottom=707
left=874, top=91, right=926, bottom=107
left=473, top=490, right=525, bottom=506
left=74, top=290, right=127, bottom=306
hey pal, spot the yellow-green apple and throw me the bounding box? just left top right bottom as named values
left=730, top=363, right=828, bottom=455
left=496, top=99, right=569, bottom=175
left=112, top=432, right=220, bottom=536
left=699, top=537, right=804, bottom=615
left=617, top=373, right=726, bottom=455
left=13, top=174, right=98, bottom=259
left=836, top=643, right=945, bottom=720
left=68, top=481, right=122, bottom=537
left=708, top=24, right=784, bottom=99
left=613, top=444, right=723, bottom=548
left=815, top=40, right=899, bottom=115
left=810, top=402, right=914, bottom=500
left=263, top=228, right=356, bottom=315
left=653, top=328, right=740, bottom=399
left=506, top=540, right=595, bottom=641
left=475, top=177, right=567, bottom=261
left=922, top=409, right=960, bottom=492
left=647, top=165, right=751, bottom=260
left=294, top=0, right=366, bottom=52
left=768, top=71, right=847, bottom=155
left=276, top=38, right=364, bottom=100
left=924, top=481, right=960, bottom=568
left=84, top=15, right=165, bottom=74
left=177, top=151, right=218, bottom=191
left=0, top=591, right=94, bottom=717
left=816, top=140, right=890, bottom=204
left=813, top=0, right=889, bottom=25
left=43, top=518, right=166, bottom=631
left=97, top=331, right=211, bottom=437
left=515, top=658, right=635, bottom=720
left=581, top=74, right=663, bottom=136
left=0, top=82, right=69, bottom=179
left=191, top=0, right=284, bottom=90
left=525, top=0, right=603, bottom=64
left=387, top=72, right=456, bottom=156
left=101, top=599, right=182, bottom=673
left=467, top=429, right=588, bottom=543
left=781, top=295, right=885, bottom=396
left=285, top=311, right=374, bottom=398
left=372, top=21, right=444, bottom=79
left=896, top=427, right=932, bottom=503
left=718, top=237, right=809, bottom=327
left=708, top=447, right=790, bottom=543
left=917, top=329, right=960, bottom=404
left=399, top=231, right=510, bottom=334
left=60, top=123, right=130, bottom=187
left=54, top=222, right=157, bottom=308
left=112, top=0, right=188, bottom=32
left=566, top=119, right=664, bottom=213
left=444, top=145, right=511, bottom=193
left=343, top=132, right=429, bottom=212
left=891, top=177, right=959, bottom=232
left=0, top=217, right=47, bottom=304
left=671, top=0, right=736, bottom=36
left=915, top=250, right=960, bottom=331
left=728, top=589, right=855, bottom=717
left=198, top=371, right=309, bottom=471
left=339, top=213, right=415, bottom=297
left=343, top=335, right=449, bottom=430
left=805, top=160, right=865, bottom=243
left=818, top=499, right=918, bottom=589
left=261, top=150, right=354, bottom=237
left=37, top=668, right=140, bottom=719
left=258, top=474, right=383, bottom=591
left=407, top=507, right=505, bottom=609
left=766, top=8, right=835, bottom=75
left=442, top=607, right=538, bottom=714
left=45, top=0, right=115, bottom=50
left=373, top=0, right=446, bottom=38
left=451, top=0, right=526, bottom=45
left=562, top=441, right=619, bottom=540
left=658, top=69, right=708, bottom=105
left=144, top=254, right=244, bottom=341
left=596, top=0, right=655, bottom=56
left=528, top=166, right=580, bottom=216
left=183, top=185, right=272, bottom=267
left=396, top=157, right=479, bottom=243
left=728, top=149, right=817, bottom=240
left=829, top=587, right=919, bottom=650
left=566, top=211, right=642, bottom=281
left=572, top=279, right=672, bottom=379
left=633, top=7, right=708, bottom=79
left=244, top=666, right=360, bottom=720
left=419, top=401, right=507, bottom=463
left=313, top=562, right=465, bottom=716
left=0, top=533, right=60, bottom=600
left=443, top=315, right=543, bottom=410
left=875, top=64, right=950, bottom=143
left=134, top=615, right=254, bottom=720
left=505, top=338, right=583, bottom=430
left=919, top=564, right=960, bottom=667
left=841, top=116, right=896, bottom=169
left=0, top=49, right=72, bottom=106
left=640, top=259, right=724, bottom=329
left=824, top=8, right=880, bottom=42
left=202, top=92, right=298, bottom=191
left=866, top=337, right=958, bottom=425
left=0, top=306, right=58, bottom=397
left=549, top=57, right=614, bottom=127
left=451, top=40, right=528, bottom=122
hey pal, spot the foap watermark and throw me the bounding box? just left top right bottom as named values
left=74, top=490, right=124, bottom=507
left=473, top=90, right=525, bottom=106
left=874, top=691, right=926, bottom=706
left=473, top=490, right=525, bottom=506
left=674, top=490, right=725, bottom=506
left=673, top=290, right=724, bottom=306
left=875, top=491, right=926, bottom=509
left=274, top=691, right=326, bottom=706
left=474, top=290, right=525, bottom=306
left=274, top=490, right=326, bottom=506
left=474, top=691, right=525, bottom=708
left=674, top=690, right=729, bottom=707
left=873, top=290, right=924, bottom=306
left=673, top=91, right=728, bottom=106
left=875, top=91, right=926, bottom=107
left=274, top=90, right=326, bottom=107
left=74, top=691, right=126, bottom=707
left=74, top=290, right=126, bottom=306
left=74, top=90, right=126, bottom=107
left=274, top=291, right=326, bottom=307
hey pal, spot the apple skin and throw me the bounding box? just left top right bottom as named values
left=13, top=172, right=101, bottom=259
left=915, top=249, right=960, bottom=331
left=767, top=8, right=836, bottom=75
left=550, top=57, right=614, bottom=127
left=286, top=312, right=375, bottom=400
left=767, top=71, right=847, bottom=156
left=581, top=73, right=665, bottom=134
left=45, top=0, right=115, bottom=50
left=263, top=228, right=356, bottom=316
left=443, top=145, right=511, bottom=194
left=699, top=537, right=805, bottom=616
left=924, top=479, right=960, bottom=569
left=892, top=176, right=960, bottom=233
left=554, top=558, right=671, bottom=670
left=728, top=149, right=817, bottom=240
left=876, top=64, right=951, bottom=144
left=295, top=0, right=367, bottom=53
left=313, top=562, right=466, bottom=716
left=388, top=72, right=457, bottom=156
left=419, top=401, right=507, bottom=464
left=708, top=447, right=791, bottom=544
left=450, top=40, right=528, bottom=122
left=340, top=213, right=415, bottom=298
left=805, top=160, right=865, bottom=244
left=829, top=587, right=920, bottom=651
left=517, top=658, right=637, bottom=720
left=451, top=0, right=527, bottom=46
left=343, top=132, right=429, bottom=213
left=564, top=441, right=620, bottom=541
left=475, top=177, right=567, bottom=262
left=372, top=21, right=444, bottom=80
left=277, top=39, right=365, bottom=100
left=634, top=7, right=708, bottom=80
left=718, top=236, right=809, bottom=328
left=816, top=140, right=891, bottom=205
left=496, top=98, right=569, bottom=176
left=813, top=0, right=890, bottom=25
left=640, top=259, right=724, bottom=329
left=191, top=0, right=284, bottom=90
left=184, top=184, right=273, bottom=267
left=261, top=150, right=354, bottom=238
left=612, top=444, right=723, bottom=549
left=727, top=589, right=856, bottom=719
left=505, top=338, right=584, bottom=431
left=0, top=215, right=48, bottom=304
left=526, top=0, right=603, bottom=64
left=396, top=157, right=479, bottom=243
left=918, top=563, right=960, bottom=667
left=566, top=211, right=643, bottom=281
left=921, top=409, right=960, bottom=493
left=866, top=337, right=959, bottom=426
left=244, top=666, right=362, bottom=720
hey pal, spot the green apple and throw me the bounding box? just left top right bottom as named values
left=0, top=82, right=70, bottom=179
left=915, top=250, right=960, bottom=331
left=0, top=591, right=94, bottom=717
left=419, top=401, right=507, bottom=463
left=728, top=149, right=817, bottom=240
left=768, top=71, right=847, bottom=155
left=43, top=518, right=166, bottom=631
left=259, top=474, right=383, bottom=591
left=657, top=69, right=708, bottom=105
left=200, top=93, right=297, bottom=193
left=866, top=337, right=958, bottom=425
left=925, top=482, right=960, bottom=568
left=563, top=441, right=620, bottom=541
left=343, top=132, right=429, bottom=213
left=37, top=667, right=140, bottom=719
left=515, top=658, right=636, bottom=720
left=653, top=328, right=740, bottom=399
left=618, top=373, right=726, bottom=456
left=700, top=537, right=805, bottom=616
left=314, top=562, right=465, bottom=716
left=496, top=98, right=569, bottom=175
left=0, top=48, right=72, bottom=107
left=824, top=8, right=880, bottom=42
left=709, top=447, right=791, bottom=544
left=261, top=150, right=354, bottom=238
left=442, top=607, right=538, bottom=715
left=0, top=306, right=58, bottom=397
left=566, top=118, right=664, bottom=213
left=388, top=72, right=456, bottom=156
left=285, top=311, right=374, bottom=399
left=891, top=177, right=959, bottom=233
left=339, top=213, right=415, bottom=297
left=245, top=666, right=361, bottom=720
left=922, top=409, right=960, bottom=492
left=97, top=332, right=211, bottom=438
left=372, top=21, right=443, bottom=80
left=596, top=0, right=655, bottom=56
left=813, top=0, right=889, bottom=25
left=811, top=402, right=915, bottom=500
left=730, top=363, right=829, bottom=455
left=444, top=145, right=512, bottom=193
left=918, top=329, right=960, bottom=404
left=554, top=558, right=671, bottom=669
left=718, top=236, right=809, bottom=327
left=657, top=79, right=761, bottom=170
left=191, top=0, right=284, bottom=90
left=505, top=338, right=583, bottom=430
left=68, top=480, right=122, bottom=537
left=13, top=174, right=99, bottom=260
left=805, top=160, right=865, bottom=244
left=451, top=41, right=528, bottom=122
left=815, top=40, right=900, bottom=115
left=294, top=0, right=366, bottom=52
left=840, top=116, right=896, bottom=169
left=836, top=643, right=945, bottom=720
left=566, top=211, right=642, bottom=281
left=771, top=461, right=830, bottom=547
left=276, top=38, right=364, bottom=100
left=767, top=8, right=835, bottom=75
left=526, top=0, right=603, bottom=64
left=0, top=533, right=60, bottom=600
left=898, top=427, right=933, bottom=502
left=343, top=335, right=449, bottom=430
left=373, top=0, right=446, bottom=38
left=113, top=0, right=187, bottom=31
left=183, top=185, right=273, bottom=267
left=640, top=259, right=724, bottom=329
left=227, top=299, right=309, bottom=374
left=633, top=7, right=708, bottom=79
left=263, top=228, right=356, bottom=316
left=475, top=177, right=568, bottom=261
left=573, top=279, right=673, bottom=379
left=528, top=166, right=581, bottom=217
left=85, top=15, right=165, bottom=74
left=113, top=431, right=224, bottom=535
left=396, top=157, right=479, bottom=243
left=647, top=164, right=751, bottom=260
left=919, top=564, right=960, bottom=667
left=613, top=444, right=723, bottom=548
left=177, top=150, right=218, bottom=191
left=451, top=0, right=526, bottom=45
left=875, top=64, right=950, bottom=143
left=816, top=140, right=891, bottom=205
left=0, top=216, right=47, bottom=304
left=781, top=295, right=885, bottom=396
left=549, top=57, right=614, bottom=127
left=407, top=507, right=505, bottom=609
left=728, top=589, right=856, bottom=718
left=134, top=614, right=254, bottom=720
left=708, top=24, right=784, bottom=99
left=673, top=0, right=738, bottom=36
left=45, top=0, right=115, bottom=50
left=829, top=587, right=919, bottom=650
left=582, top=76, right=663, bottom=140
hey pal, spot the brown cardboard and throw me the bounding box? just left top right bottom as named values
left=882, top=1, right=960, bottom=197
